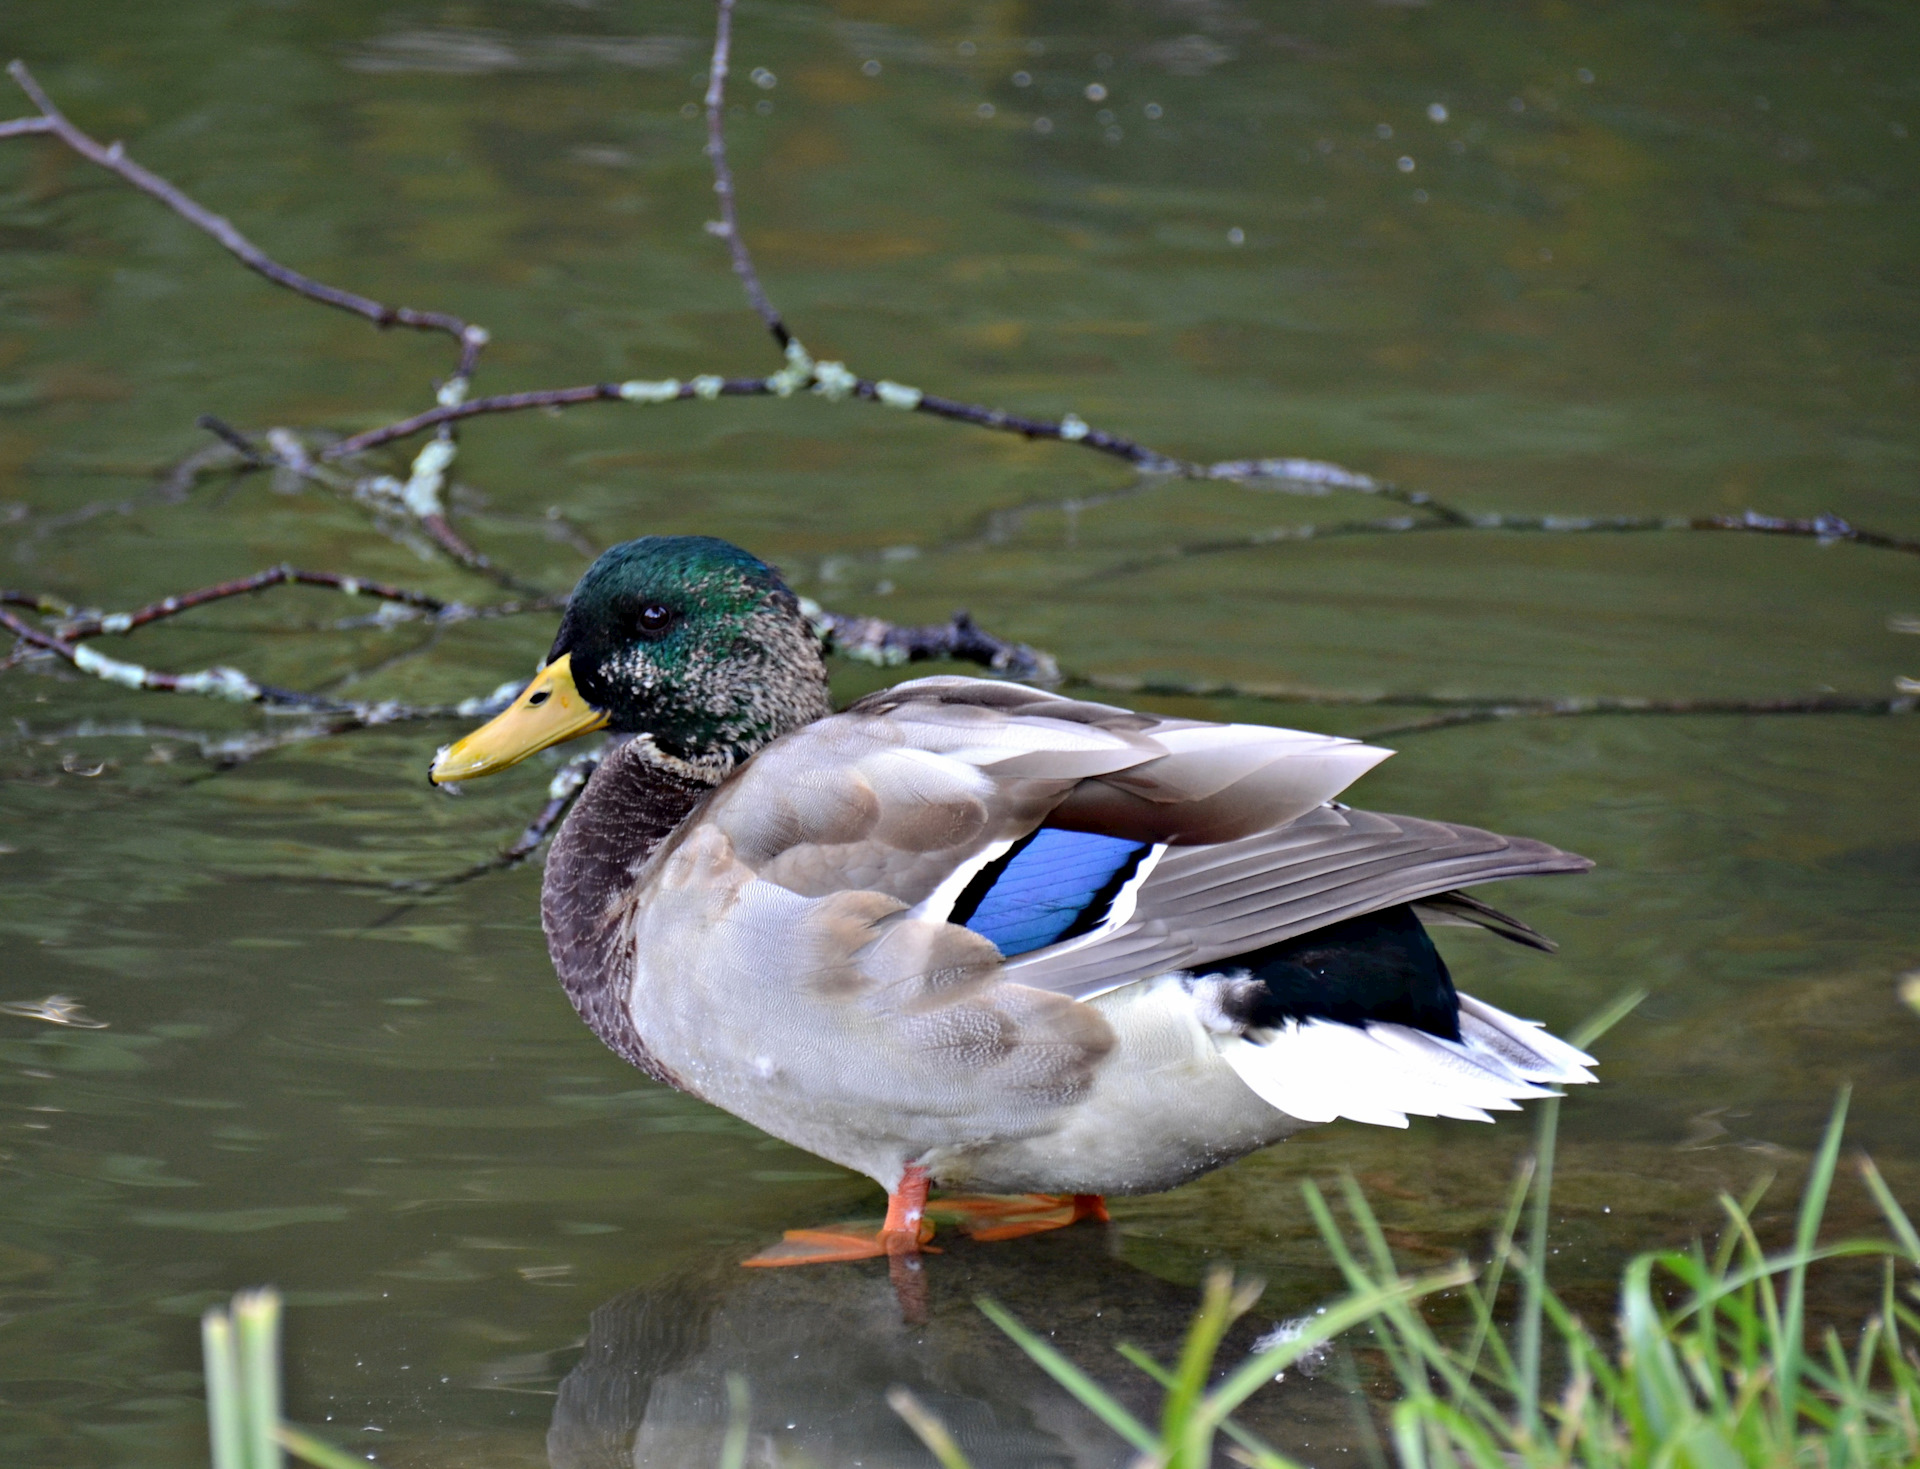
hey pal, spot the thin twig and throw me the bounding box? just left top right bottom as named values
left=1069, top=671, right=1913, bottom=727
left=810, top=604, right=1059, bottom=683
left=0, top=589, right=527, bottom=722
left=1091, top=508, right=1920, bottom=579
left=47, top=566, right=453, bottom=640
left=702, top=0, right=787, bottom=349
left=319, top=378, right=772, bottom=459
left=3, top=61, right=488, bottom=382
left=1354, top=694, right=1912, bottom=742
left=256, top=427, right=526, bottom=588
left=397, top=752, right=603, bottom=891
left=194, top=414, right=268, bottom=465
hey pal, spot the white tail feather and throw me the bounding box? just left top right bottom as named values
left=1456, top=994, right=1597, bottom=1083
left=1216, top=991, right=1594, bottom=1129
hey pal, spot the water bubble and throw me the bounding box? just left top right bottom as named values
left=1227, top=226, right=1245, bottom=245
left=1427, top=103, right=1448, bottom=123
left=1085, top=82, right=1108, bottom=102
left=1576, top=67, right=1595, bottom=83
left=1096, top=109, right=1115, bottom=125
left=755, top=99, right=772, bottom=115
left=1144, top=102, right=1163, bottom=120
left=957, top=40, right=977, bottom=57
left=1754, top=95, right=1770, bottom=110
left=1538, top=246, right=1553, bottom=261
left=1033, top=116, right=1053, bottom=134
left=1892, top=122, right=1908, bottom=138
left=1412, top=188, right=1429, bottom=203
left=977, top=102, right=995, bottom=119
left=1509, top=96, right=1526, bottom=113
left=750, top=67, right=776, bottom=89
left=1012, top=70, right=1032, bottom=87
left=680, top=102, right=698, bottom=119
left=861, top=59, right=881, bottom=76
left=1397, top=155, right=1415, bottom=172
left=1315, top=137, right=1333, bottom=154
left=1104, top=126, right=1123, bottom=144
left=1375, top=122, right=1393, bottom=139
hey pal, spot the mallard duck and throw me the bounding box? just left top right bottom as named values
left=430, top=536, right=1594, bottom=1266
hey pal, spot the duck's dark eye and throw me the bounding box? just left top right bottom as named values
left=636, top=603, right=674, bottom=639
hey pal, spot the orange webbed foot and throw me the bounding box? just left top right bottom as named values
left=742, top=1220, right=936, bottom=1267
left=742, top=1162, right=939, bottom=1268
left=930, top=1191, right=1109, bottom=1241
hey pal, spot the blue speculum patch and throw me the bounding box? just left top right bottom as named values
left=954, top=828, right=1150, bottom=957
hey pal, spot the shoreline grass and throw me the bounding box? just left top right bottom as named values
left=903, top=1087, right=1920, bottom=1469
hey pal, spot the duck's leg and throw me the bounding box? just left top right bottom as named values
left=929, top=1192, right=1110, bottom=1241
left=741, top=1163, right=938, bottom=1267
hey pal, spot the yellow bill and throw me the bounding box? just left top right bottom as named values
left=429, top=652, right=609, bottom=784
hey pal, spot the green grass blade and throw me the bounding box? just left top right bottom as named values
left=1300, top=1180, right=1425, bottom=1397
left=1859, top=1154, right=1920, bottom=1264
left=1115, top=1345, right=1306, bottom=1469
left=1202, top=1265, right=1470, bottom=1427
left=1398, top=1394, right=1524, bottom=1469
left=720, top=1373, right=751, bottom=1469
left=1779, top=1088, right=1851, bottom=1434
left=1568, top=988, right=1647, bottom=1050
left=887, top=1385, right=977, bottom=1469
left=1619, top=1255, right=1693, bottom=1440
left=1460, top=1155, right=1533, bottom=1383
left=1164, top=1270, right=1257, bottom=1467
left=1116, top=1341, right=1172, bottom=1384
left=233, top=1289, right=284, bottom=1469
left=976, top=1295, right=1158, bottom=1454
left=201, top=1308, right=246, bottom=1469
left=275, top=1426, right=369, bottom=1469
left=1389, top=1398, right=1433, bottom=1469
left=1517, top=1093, right=1560, bottom=1434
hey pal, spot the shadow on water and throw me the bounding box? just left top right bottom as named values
left=549, top=1228, right=1366, bottom=1469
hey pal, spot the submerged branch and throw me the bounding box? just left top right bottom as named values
left=48, top=566, right=452, bottom=640
left=1354, top=692, right=1913, bottom=741
left=1092, top=507, right=1920, bottom=578
left=809, top=603, right=1060, bottom=684
left=1073, top=671, right=1912, bottom=730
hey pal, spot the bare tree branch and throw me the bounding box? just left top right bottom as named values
left=320, top=377, right=774, bottom=459
left=43, top=566, right=453, bottom=640
left=3, top=60, right=488, bottom=385
left=701, top=0, right=787, bottom=349
left=1072, top=673, right=1915, bottom=721
left=1354, top=693, right=1913, bottom=742
left=809, top=605, right=1059, bottom=684
left=1089, top=507, right=1920, bottom=579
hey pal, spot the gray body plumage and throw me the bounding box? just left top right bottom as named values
left=543, top=676, right=1595, bottom=1197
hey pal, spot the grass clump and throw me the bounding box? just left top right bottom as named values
left=201, top=1289, right=365, bottom=1469
left=895, top=1085, right=1920, bottom=1468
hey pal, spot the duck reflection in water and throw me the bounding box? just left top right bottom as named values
left=547, top=1227, right=1367, bottom=1469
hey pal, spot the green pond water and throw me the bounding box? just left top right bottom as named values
left=2, top=0, right=1917, bottom=1464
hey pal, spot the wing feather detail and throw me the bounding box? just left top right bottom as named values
left=1010, top=807, right=1591, bottom=999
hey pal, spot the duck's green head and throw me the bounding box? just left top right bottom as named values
left=429, top=536, right=829, bottom=783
